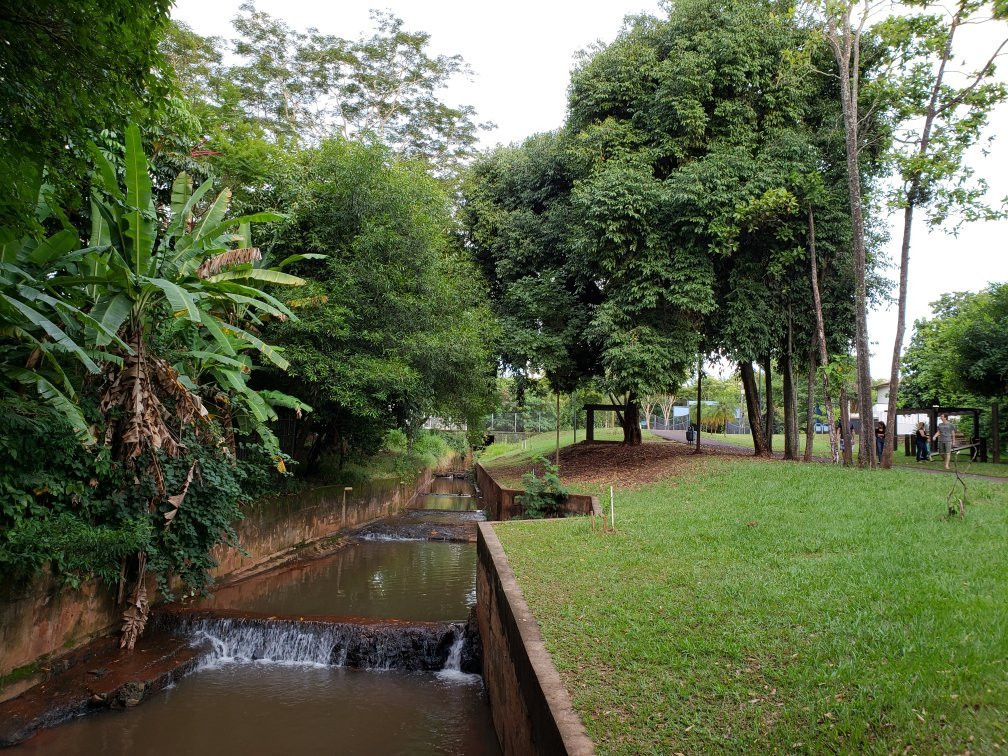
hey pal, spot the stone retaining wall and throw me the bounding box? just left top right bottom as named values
left=0, top=458, right=457, bottom=699
left=475, top=462, right=599, bottom=521
left=476, top=523, right=594, bottom=756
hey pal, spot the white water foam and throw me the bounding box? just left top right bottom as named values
left=435, top=626, right=481, bottom=684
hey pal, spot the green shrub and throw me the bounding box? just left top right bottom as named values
left=382, top=429, right=409, bottom=453
left=0, top=399, right=291, bottom=596
left=413, top=431, right=450, bottom=468
left=441, top=432, right=469, bottom=457
left=516, top=457, right=569, bottom=518
left=0, top=513, right=151, bottom=587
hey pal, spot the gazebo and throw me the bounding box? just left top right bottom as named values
left=896, top=406, right=987, bottom=462
left=583, top=403, right=629, bottom=443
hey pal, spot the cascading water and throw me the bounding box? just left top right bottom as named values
left=436, top=624, right=480, bottom=683
left=162, top=614, right=467, bottom=672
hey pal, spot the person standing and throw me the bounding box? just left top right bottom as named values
left=932, top=413, right=956, bottom=470
left=914, top=422, right=930, bottom=462
left=875, top=420, right=886, bottom=462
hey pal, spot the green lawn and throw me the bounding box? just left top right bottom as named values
left=708, top=431, right=836, bottom=457
left=494, top=457, right=1008, bottom=754
left=710, top=432, right=1008, bottom=479
left=478, top=427, right=630, bottom=467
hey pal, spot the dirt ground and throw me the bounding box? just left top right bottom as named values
left=490, top=440, right=750, bottom=488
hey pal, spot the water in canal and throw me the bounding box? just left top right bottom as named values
left=16, top=664, right=498, bottom=755
left=12, top=474, right=500, bottom=755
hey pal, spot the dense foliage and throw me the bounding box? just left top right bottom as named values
left=900, top=284, right=1008, bottom=451
left=0, top=2, right=497, bottom=648
left=0, top=0, right=172, bottom=230
left=262, top=139, right=497, bottom=471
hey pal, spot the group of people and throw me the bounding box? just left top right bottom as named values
left=873, top=414, right=957, bottom=469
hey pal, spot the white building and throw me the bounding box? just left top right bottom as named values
left=864, top=381, right=929, bottom=436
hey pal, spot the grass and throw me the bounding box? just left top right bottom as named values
left=710, top=432, right=1008, bottom=479
left=711, top=431, right=836, bottom=457
left=493, top=454, right=1008, bottom=754
left=314, top=430, right=464, bottom=485
left=478, top=427, right=630, bottom=468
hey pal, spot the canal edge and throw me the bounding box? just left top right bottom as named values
left=476, top=521, right=595, bottom=756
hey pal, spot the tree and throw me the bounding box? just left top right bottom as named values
left=948, top=283, right=1008, bottom=399
left=78, top=124, right=305, bottom=647
left=468, top=0, right=848, bottom=446
left=901, top=284, right=1008, bottom=457
left=877, top=2, right=1007, bottom=467
left=265, top=139, right=496, bottom=471
left=903, top=285, right=1008, bottom=403
left=810, top=0, right=888, bottom=467
left=0, top=0, right=171, bottom=229
left=159, top=5, right=487, bottom=185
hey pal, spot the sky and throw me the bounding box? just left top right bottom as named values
left=171, top=0, right=1008, bottom=379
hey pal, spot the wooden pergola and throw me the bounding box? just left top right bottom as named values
left=583, top=403, right=628, bottom=442
left=896, top=406, right=986, bottom=461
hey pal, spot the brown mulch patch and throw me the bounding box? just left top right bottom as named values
left=491, top=440, right=755, bottom=489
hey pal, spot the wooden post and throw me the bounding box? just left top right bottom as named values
left=586, top=407, right=594, bottom=442
left=993, top=402, right=1001, bottom=464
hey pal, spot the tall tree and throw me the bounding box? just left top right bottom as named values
left=160, top=5, right=487, bottom=184
left=814, top=0, right=882, bottom=467
left=266, top=139, right=496, bottom=470
left=878, top=2, right=1007, bottom=466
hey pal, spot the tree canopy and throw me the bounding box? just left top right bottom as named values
left=264, top=139, right=497, bottom=470
left=463, top=0, right=869, bottom=446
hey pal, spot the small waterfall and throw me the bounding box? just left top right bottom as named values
left=443, top=627, right=464, bottom=671
left=436, top=624, right=481, bottom=683
left=156, top=613, right=469, bottom=673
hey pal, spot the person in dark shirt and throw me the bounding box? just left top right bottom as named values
left=875, top=420, right=886, bottom=462
left=915, top=422, right=930, bottom=462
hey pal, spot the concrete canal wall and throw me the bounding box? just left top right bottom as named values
left=476, top=523, right=594, bottom=756
left=475, top=462, right=599, bottom=521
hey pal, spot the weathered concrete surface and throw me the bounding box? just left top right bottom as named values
left=0, top=461, right=454, bottom=698
left=476, top=523, right=594, bottom=756
left=0, top=630, right=207, bottom=747
left=475, top=463, right=599, bottom=521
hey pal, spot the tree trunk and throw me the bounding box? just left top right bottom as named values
left=782, top=307, right=799, bottom=460
left=555, top=392, right=561, bottom=469
left=840, top=385, right=853, bottom=466
left=882, top=18, right=959, bottom=468
left=807, top=205, right=840, bottom=464
left=740, top=361, right=770, bottom=457
left=763, top=355, right=774, bottom=453
left=623, top=396, right=642, bottom=446
left=992, top=401, right=1000, bottom=464
left=828, top=17, right=875, bottom=467
left=695, top=361, right=703, bottom=453
left=804, top=341, right=816, bottom=461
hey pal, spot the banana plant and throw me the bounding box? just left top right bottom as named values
left=55, top=123, right=309, bottom=648
left=0, top=204, right=125, bottom=442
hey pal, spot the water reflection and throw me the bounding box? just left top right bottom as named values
left=201, top=541, right=476, bottom=622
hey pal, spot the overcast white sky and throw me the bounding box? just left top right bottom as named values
left=172, top=0, right=1007, bottom=378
